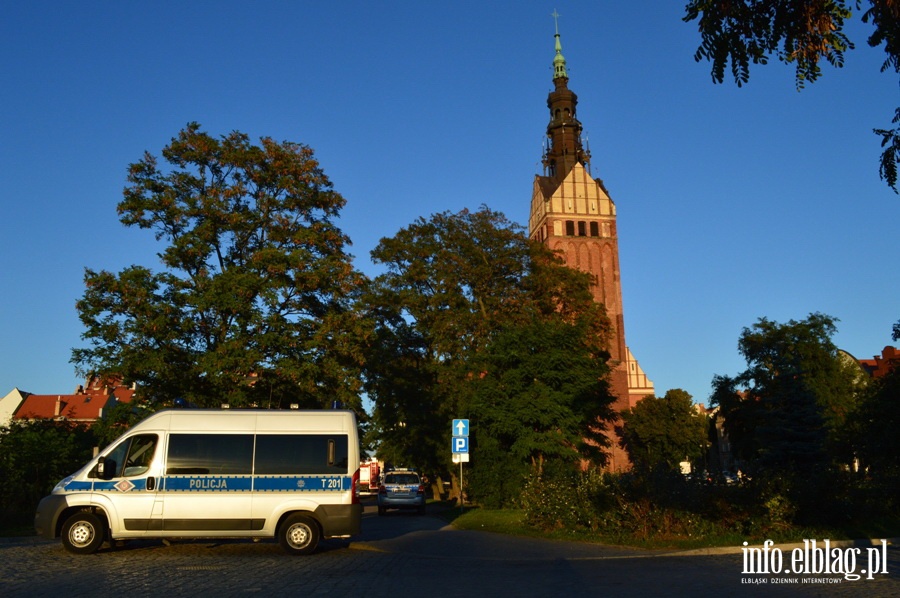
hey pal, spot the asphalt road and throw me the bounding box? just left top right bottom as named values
left=1, top=499, right=897, bottom=597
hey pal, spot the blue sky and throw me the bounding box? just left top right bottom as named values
left=2, top=2, right=897, bottom=406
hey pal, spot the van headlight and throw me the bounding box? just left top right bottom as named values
left=52, top=475, right=74, bottom=493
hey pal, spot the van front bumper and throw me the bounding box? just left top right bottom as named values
left=34, top=494, right=68, bottom=539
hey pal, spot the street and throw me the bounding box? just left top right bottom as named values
left=1, top=498, right=897, bottom=597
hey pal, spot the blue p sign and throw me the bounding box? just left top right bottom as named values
left=452, top=437, right=469, bottom=453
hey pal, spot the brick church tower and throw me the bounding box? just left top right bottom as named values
left=528, top=17, right=654, bottom=471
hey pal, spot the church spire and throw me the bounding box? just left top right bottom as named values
left=552, top=9, right=568, bottom=80
left=542, top=11, right=588, bottom=183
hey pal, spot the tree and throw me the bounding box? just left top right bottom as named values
left=467, top=318, right=615, bottom=505
left=683, top=1, right=900, bottom=191
left=855, top=363, right=900, bottom=481
left=617, top=389, right=709, bottom=472
left=0, top=420, right=94, bottom=519
left=363, top=206, right=616, bottom=484
left=73, top=123, right=369, bottom=411
left=711, top=313, right=862, bottom=474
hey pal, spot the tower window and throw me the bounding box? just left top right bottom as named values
left=565, top=221, right=575, bottom=236
left=577, top=221, right=586, bottom=236
left=590, top=222, right=599, bottom=236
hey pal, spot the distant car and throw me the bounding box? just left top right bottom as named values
left=377, top=470, right=426, bottom=515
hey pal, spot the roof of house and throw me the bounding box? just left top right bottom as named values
left=14, top=393, right=116, bottom=421
left=12, top=376, right=136, bottom=422
left=858, top=346, right=899, bottom=379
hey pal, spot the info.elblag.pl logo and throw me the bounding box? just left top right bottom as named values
left=741, top=539, right=890, bottom=584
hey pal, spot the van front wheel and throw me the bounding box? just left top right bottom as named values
left=278, top=514, right=320, bottom=555
left=61, top=512, right=105, bottom=554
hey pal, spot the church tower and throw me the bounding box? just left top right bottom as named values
left=528, top=16, right=654, bottom=471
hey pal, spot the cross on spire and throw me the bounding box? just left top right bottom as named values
left=551, top=10, right=567, bottom=80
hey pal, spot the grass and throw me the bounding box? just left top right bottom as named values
left=435, top=503, right=900, bottom=551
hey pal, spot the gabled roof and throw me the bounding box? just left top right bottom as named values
left=12, top=377, right=136, bottom=422
left=14, top=393, right=117, bottom=421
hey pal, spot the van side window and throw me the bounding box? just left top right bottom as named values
left=254, top=435, right=349, bottom=475
left=95, top=434, right=158, bottom=478
left=166, top=434, right=253, bottom=475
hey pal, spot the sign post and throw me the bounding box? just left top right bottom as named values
left=451, top=419, right=469, bottom=511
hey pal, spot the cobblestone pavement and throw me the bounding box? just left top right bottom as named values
left=1, top=505, right=897, bottom=597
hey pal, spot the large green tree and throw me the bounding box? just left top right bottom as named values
left=684, top=1, right=900, bottom=191
left=617, top=389, right=709, bottom=473
left=73, top=123, right=369, bottom=411
left=467, top=318, right=615, bottom=506
left=710, top=313, right=862, bottom=475
left=363, top=207, right=616, bottom=485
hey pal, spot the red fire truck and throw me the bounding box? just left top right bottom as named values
left=358, top=460, right=381, bottom=494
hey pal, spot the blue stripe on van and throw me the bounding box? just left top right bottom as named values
left=64, top=481, right=94, bottom=492
left=163, top=476, right=253, bottom=492
left=93, top=479, right=150, bottom=492
left=254, top=476, right=350, bottom=492
left=62, top=475, right=351, bottom=494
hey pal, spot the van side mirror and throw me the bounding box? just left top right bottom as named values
left=97, top=458, right=116, bottom=480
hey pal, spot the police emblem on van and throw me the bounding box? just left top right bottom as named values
left=114, top=480, right=135, bottom=492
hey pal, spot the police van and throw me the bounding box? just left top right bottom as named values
left=34, top=409, right=362, bottom=555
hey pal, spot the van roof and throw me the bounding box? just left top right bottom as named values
left=129, top=409, right=357, bottom=434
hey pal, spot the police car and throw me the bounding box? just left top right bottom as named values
left=376, top=469, right=426, bottom=515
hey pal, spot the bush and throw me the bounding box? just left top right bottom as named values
left=522, top=467, right=783, bottom=543
left=520, top=466, right=614, bottom=531
left=0, top=420, right=95, bottom=527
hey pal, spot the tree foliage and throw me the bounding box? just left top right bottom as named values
left=363, top=207, right=616, bottom=490
left=468, top=318, right=615, bottom=505
left=855, top=363, right=900, bottom=480
left=617, top=389, right=709, bottom=472
left=0, top=420, right=94, bottom=518
left=710, top=313, right=862, bottom=474
left=684, top=1, right=900, bottom=191
left=73, top=123, right=369, bottom=411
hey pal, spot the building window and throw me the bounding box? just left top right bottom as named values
left=577, top=221, right=586, bottom=236
left=565, top=221, right=575, bottom=236
left=590, top=222, right=599, bottom=236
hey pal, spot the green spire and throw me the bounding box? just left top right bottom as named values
left=552, top=9, right=568, bottom=80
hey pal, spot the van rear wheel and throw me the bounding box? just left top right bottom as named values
left=278, top=514, right=320, bottom=555
left=61, top=512, right=105, bottom=554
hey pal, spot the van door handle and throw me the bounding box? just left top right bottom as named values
left=147, top=477, right=156, bottom=491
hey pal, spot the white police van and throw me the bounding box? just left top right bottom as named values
left=34, top=409, right=362, bottom=555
